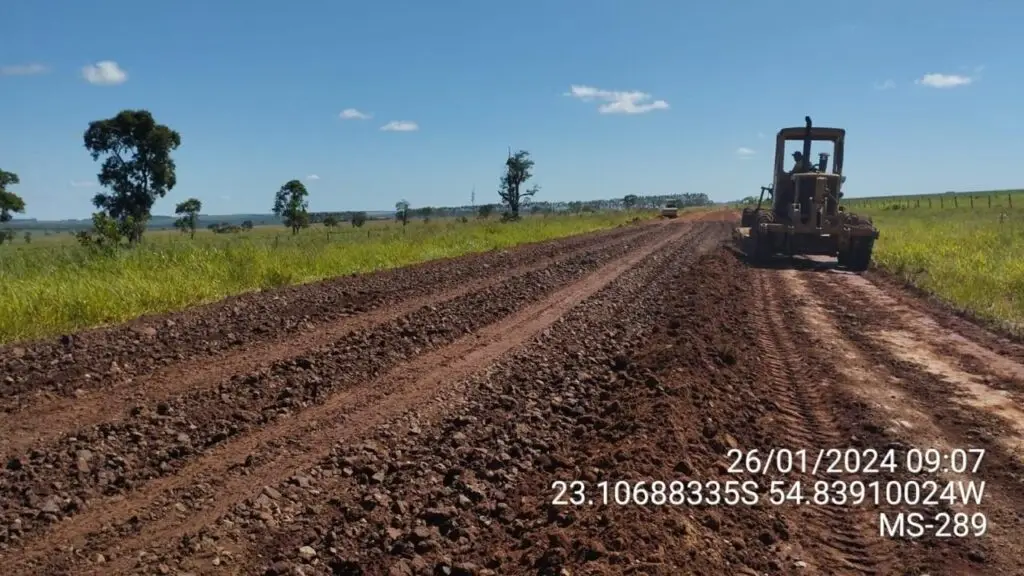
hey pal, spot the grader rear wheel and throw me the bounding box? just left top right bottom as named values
left=846, top=237, right=874, bottom=272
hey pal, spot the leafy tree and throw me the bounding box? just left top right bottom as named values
left=567, top=201, right=584, bottom=214
left=0, top=229, right=12, bottom=245
left=23, top=231, right=31, bottom=244
left=75, top=212, right=124, bottom=253
left=477, top=204, right=495, bottom=219
left=623, top=194, right=638, bottom=209
left=419, top=206, right=434, bottom=222
left=351, top=211, right=368, bottom=227
left=0, top=169, right=26, bottom=223
left=498, top=150, right=539, bottom=220
left=322, top=214, right=339, bottom=228
left=273, top=179, right=310, bottom=234
left=241, top=220, right=254, bottom=230
left=395, top=199, right=410, bottom=226
left=174, top=197, right=202, bottom=239
left=83, top=109, right=182, bottom=244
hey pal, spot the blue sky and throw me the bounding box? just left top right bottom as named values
left=1, top=0, right=1019, bottom=220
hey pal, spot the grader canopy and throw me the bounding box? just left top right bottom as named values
left=736, top=116, right=878, bottom=271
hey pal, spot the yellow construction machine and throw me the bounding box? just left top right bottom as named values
left=734, top=116, right=878, bottom=271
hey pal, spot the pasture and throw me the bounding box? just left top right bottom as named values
left=848, top=190, right=1024, bottom=334
left=0, top=210, right=655, bottom=344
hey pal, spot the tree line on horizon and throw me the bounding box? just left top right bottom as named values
left=0, top=108, right=713, bottom=247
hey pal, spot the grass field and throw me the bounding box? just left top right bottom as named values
left=847, top=191, right=1024, bottom=334
left=0, top=211, right=655, bottom=344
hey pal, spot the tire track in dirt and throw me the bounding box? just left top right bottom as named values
left=804, top=271, right=1024, bottom=466
left=0, top=222, right=655, bottom=408
left=783, top=269, right=1024, bottom=575
left=840, top=271, right=1024, bottom=390
left=0, top=224, right=655, bottom=455
left=747, top=269, right=895, bottom=575
left=4, top=221, right=718, bottom=576
left=803, top=270, right=1024, bottom=573
left=0, top=223, right=680, bottom=553
left=865, top=268, right=1024, bottom=362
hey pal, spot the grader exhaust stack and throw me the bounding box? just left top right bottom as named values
left=733, top=116, right=879, bottom=271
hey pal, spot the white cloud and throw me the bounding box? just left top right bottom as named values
left=916, top=73, right=972, bottom=88
left=380, top=120, right=419, bottom=132
left=69, top=179, right=97, bottom=188
left=306, top=174, right=320, bottom=181
left=874, top=79, right=896, bottom=90
left=82, top=61, right=127, bottom=85
left=339, top=108, right=371, bottom=120
left=0, top=63, right=49, bottom=76
left=736, top=147, right=755, bottom=158
left=564, top=85, right=669, bottom=115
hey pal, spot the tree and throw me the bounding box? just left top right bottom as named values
left=273, top=179, right=310, bottom=234
left=83, top=109, right=182, bottom=244
left=351, top=211, right=368, bottom=227
left=395, top=199, right=410, bottom=226
left=478, top=204, right=495, bottom=219
left=623, top=194, right=638, bottom=210
left=322, top=214, right=339, bottom=228
left=23, top=231, right=32, bottom=244
left=419, top=206, right=434, bottom=222
left=241, top=220, right=254, bottom=230
left=498, top=150, right=539, bottom=220
left=0, top=169, right=26, bottom=223
left=75, top=212, right=124, bottom=253
left=174, top=197, right=202, bottom=239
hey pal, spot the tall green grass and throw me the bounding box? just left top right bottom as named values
left=856, top=197, right=1024, bottom=334
left=0, top=212, right=653, bottom=344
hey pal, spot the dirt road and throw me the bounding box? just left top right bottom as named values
left=1, top=211, right=1022, bottom=575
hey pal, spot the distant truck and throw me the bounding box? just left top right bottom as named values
left=661, top=201, right=679, bottom=218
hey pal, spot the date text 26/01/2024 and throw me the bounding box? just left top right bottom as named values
left=725, top=447, right=986, bottom=475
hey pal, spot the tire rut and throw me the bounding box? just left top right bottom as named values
left=750, top=269, right=894, bottom=575
left=3, top=221, right=707, bottom=576
left=786, top=269, right=1024, bottom=575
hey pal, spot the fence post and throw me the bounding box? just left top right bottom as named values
left=940, top=197, right=944, bottom=208
left=954, top=196, right=958, bottom=208
left=928, top=198, right=932, bottom=208
left=970, top=196, right=974, bottom=209
left=988, top=195, right=992, bottom=208
left=1010, top=194, right=1014, bottom=209
left=915, top=198, right=920, bottom=208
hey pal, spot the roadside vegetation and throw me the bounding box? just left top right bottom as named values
left=2, top=109, right=716, bottom=344
left=846, top=191, right=1024, bottom=334
left=0, top=211, right=653, bottom=344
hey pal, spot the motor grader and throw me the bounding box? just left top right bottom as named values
left=734, top=116, right=878, bottom=271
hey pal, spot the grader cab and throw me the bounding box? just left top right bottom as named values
left=735, top=116, right=878, bottom=271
